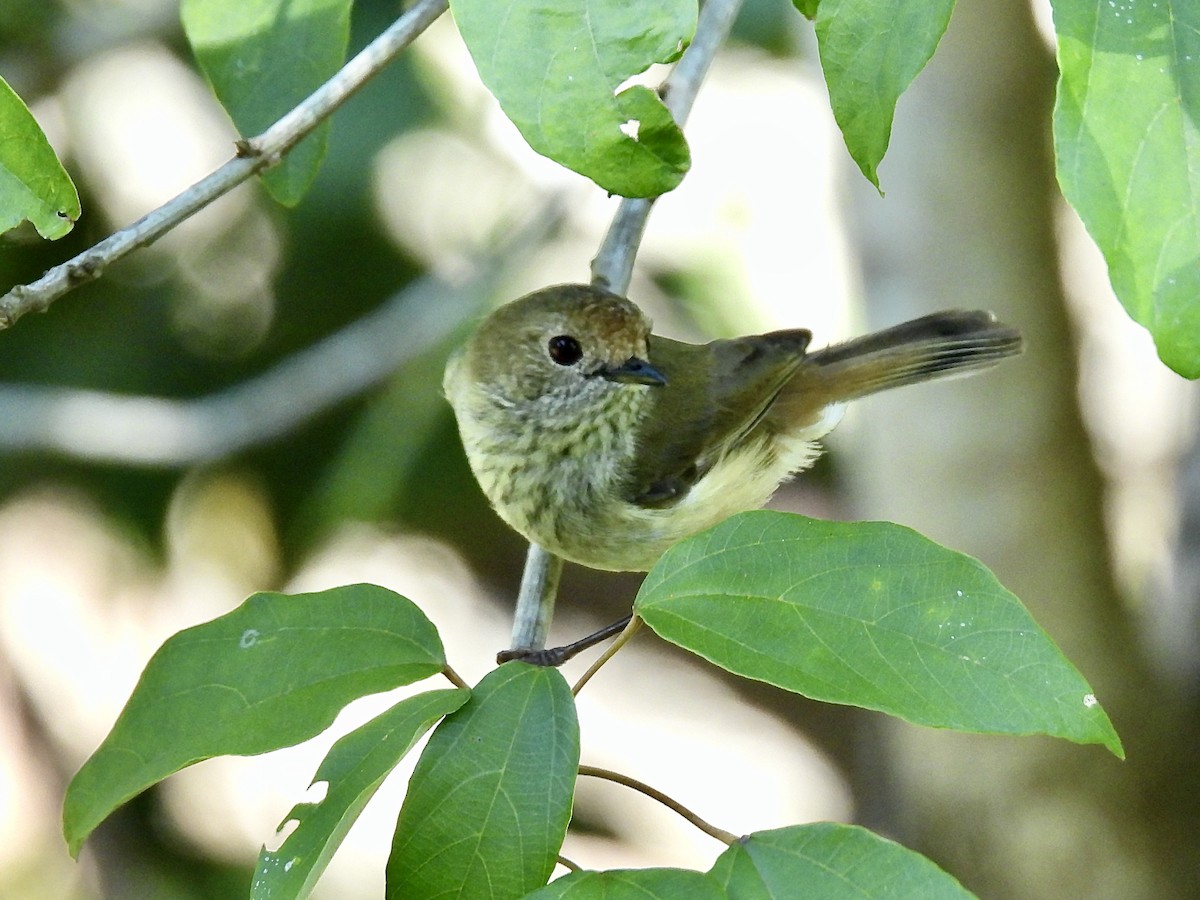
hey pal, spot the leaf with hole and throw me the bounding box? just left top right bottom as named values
left=253, top=688, right=468, bottom=899
left=450, top=0, right=695, bottom=197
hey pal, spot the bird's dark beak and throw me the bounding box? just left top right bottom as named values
left=597, top=356, right=667, bottom=386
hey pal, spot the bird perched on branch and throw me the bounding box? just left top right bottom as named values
left=444, top=283, right=1022, bottom=572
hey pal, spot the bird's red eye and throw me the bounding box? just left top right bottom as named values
left=547, top=335, right=583, bottom=366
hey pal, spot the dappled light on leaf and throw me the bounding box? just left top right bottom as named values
left=1052, top=0, right=1200, bottom=377
left=181, top=0, right=354, bottom=205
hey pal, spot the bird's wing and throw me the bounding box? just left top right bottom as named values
left=627, top=330, right=811, bottom=508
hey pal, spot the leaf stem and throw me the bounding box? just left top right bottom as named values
left=571, top=615, right=642, bottom=695
left=555, top=854, right=582, bottom=873
left=577, top=764, right=739, bottom=846
left=516, top=0, right=747, bottom=654
left=441, top=665, right=470, bottom=691
left=591, top=0, right=746, bottom=294
left=0, top=0, right=449, bottom=328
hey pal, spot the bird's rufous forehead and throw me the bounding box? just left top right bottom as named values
left=574, top=293, right=651, bottom=346
left=501, top=284, right=651, bottom=357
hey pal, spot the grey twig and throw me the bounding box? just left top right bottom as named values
left=0, top=203, right=561, bottom=464
left=590, top=0, right=745, bottom=295
left=511, top=0, right=747, bottom=653
left=0, top=0, right=449, bottom=329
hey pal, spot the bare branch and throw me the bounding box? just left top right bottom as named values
left=0, top=203, right=561, bottom=464
left=590, top=0, right=745, bottom=295
left=0, top=0, right=449, bottom=329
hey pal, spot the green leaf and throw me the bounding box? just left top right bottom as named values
left=387, top=663, right=579, bottom=899
left=180, top=0, right=353, bottom=206
left=709, top=823, right=975, bottom=899
left=792, top=0, right=820, bottom=21
left=526, top=868, right=724, bottom=899
left=1052, top=0, right=1200, bottom=378
left=0, top=75, right=79, bottom=239
left=814, top=0, right=956, bottom=189
left=449, top=0, right=695, bottom=198
left=253, top=688, right=468, bottom=900
left=63, top=584, right=446, bottom=856
left=635, top=511, right=1123, bottom=757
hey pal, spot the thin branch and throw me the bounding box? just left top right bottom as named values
left=578, top=765, right=739, bottom=846
left=0, top=0, right=449, bottom=329
left=514, top=0, right=747, bottom=653
left=591, top=0, right=746, bottom=294
left=0, top=204, right=562, bottom=464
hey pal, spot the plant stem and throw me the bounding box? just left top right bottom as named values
left=515, top=0, right=747, bottom=653
left=591, top=0, right=746, bottom=293
left=578, top=765, right=739, bottom=846
left=441, top=665, right=470, bottom=691
left=555, top=854, right=582, bottom=873
left=0, top=0, right=449, bottom=328
left=0, top=201, right=560, bottom=463
left=571, top=616, right=643, bottom=695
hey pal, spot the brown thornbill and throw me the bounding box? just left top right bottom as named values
left=444, top=283, right=1022, bottom=572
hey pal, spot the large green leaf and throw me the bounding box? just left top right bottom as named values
left=253, top=688, right=468, bottom=900
left=814, top=0, right=956, bottom=189
left=449, top=0, right=695, bottom=198
left=1052, top=0, right=1200, bottom=377
left=180, top=0, right=353, bottom=206
left=387, top=663, right=579, bottom=899
left=526, top=868, right=724, bottom=899
left=635, top=511, right=1123, bottom=757
left=63, top=584, right=446, bottom=856
left=0, top=75, right=79, bottom=238
left=709, top=824, right=974, bottom=899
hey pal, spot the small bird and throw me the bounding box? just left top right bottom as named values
left=444, top=283, right=1022, bottom=572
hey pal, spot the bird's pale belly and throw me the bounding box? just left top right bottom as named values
left=473, top=422, right=813, bottom=572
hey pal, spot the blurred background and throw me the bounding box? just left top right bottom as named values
left=1, top=0, right=1198, bottom=897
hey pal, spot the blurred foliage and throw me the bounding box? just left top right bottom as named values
left=0, top=0, right=441, bottom=555
left=0, top=0, right=823, bottom=575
